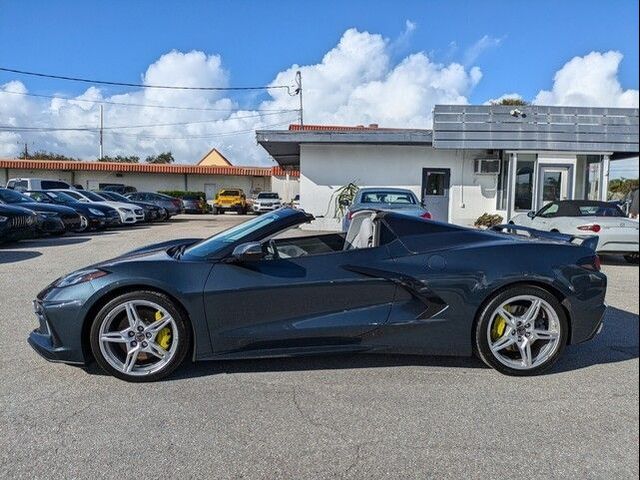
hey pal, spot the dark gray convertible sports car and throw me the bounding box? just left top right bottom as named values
left=28, top=208, right=607, bottom=382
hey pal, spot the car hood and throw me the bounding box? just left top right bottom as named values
left=0, top=204, right=37, bottom=216
left=125, top=237, right=203, bottom=256
left=6, top=202, right=77, bottom=215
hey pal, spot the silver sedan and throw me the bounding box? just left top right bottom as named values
left=342, top=187, right=432, bottom=231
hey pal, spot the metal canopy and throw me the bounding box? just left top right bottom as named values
left=433, top=105, right=639, bottom=153
left=256, top=129, right=433, bottom=167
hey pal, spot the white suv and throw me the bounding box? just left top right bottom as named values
left=251, top=192, right=282, bottom=214
left=6, top=178, right=75, bottom=192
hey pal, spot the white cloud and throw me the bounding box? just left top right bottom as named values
left=0, top=28, right=481, bottom=165
left=463, top=35, right=503, bottom=66
left=534, top=51, right=639, bottom=107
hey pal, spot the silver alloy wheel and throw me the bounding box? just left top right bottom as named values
left=98, top=300, right=178, bottom=376
left=77, top=215, right=89, bottom=232
left=486, top=295, right=561, bottom=370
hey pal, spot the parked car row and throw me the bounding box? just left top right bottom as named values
left=0, top=186, right=186, bottom=244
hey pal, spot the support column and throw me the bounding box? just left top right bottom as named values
left=506, top=153, right=517, bottom=221
left=600, top=155, right=610, bottom=201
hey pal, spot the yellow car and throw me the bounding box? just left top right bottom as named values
left=213, top=188, right=248, bottom=214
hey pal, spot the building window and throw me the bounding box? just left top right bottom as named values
left=514, top=154, right=536, bottom=211
left=585, top=155, right=602, bottom=200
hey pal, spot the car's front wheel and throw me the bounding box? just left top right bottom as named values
left=475, top=286, right=568, bottom=376
left=89, top=291, right=191, bottom=382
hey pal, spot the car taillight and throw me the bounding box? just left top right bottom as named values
left=420, top=211, right=432, bottom=220
left=578, top=255, right=601, bottom=271
left=347, top=211, right=355, bottom=220
left=578, top=224, right=601, bottom=233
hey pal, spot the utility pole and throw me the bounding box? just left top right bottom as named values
left=295, top=71, right=303, bottom=127
left=23, top=142, right=28, bottom=159
left=99, top=104, right=104, bottom=160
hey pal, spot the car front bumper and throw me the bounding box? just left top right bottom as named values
left=252, top=204, right=281, bottom=213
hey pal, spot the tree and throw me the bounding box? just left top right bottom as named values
left=145, top=151, right=175, bottom=164
left=99, top=155, right=140, bottom=163
left=21, top=150, right=77, bottom=161
left=491, top=97, right=529, bottom=106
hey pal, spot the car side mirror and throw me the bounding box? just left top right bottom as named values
left=230, top=242, right=266, bottom=262
left=527, top=211, right=536, bottom=219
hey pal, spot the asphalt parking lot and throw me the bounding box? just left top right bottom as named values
left=1, top=215, right=638, bottom=479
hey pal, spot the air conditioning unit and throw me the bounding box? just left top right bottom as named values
left=474, top=158, right=501, bottom=175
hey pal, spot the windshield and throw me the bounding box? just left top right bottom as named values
left=258, top=193, right=279, bottom=199
left=101, top=191, right=128, bottom=202
left=219, top=190, right=239, bottom=197
left=360, top=191, right=417, bottom=205
left=44, top=191, right=77, bottom=204
left=0, top=189, right=32, bottom=203
left=82, top=191, right=108, bottom=201
left=184, top=210, right=288, bottom=258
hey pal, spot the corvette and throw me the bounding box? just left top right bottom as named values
left=28, top=208, right=607, bottom=381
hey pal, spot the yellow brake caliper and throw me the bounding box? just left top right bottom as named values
left=491, top=307, right=508, bottom=341
left=155, top=311, right=172, bottom=349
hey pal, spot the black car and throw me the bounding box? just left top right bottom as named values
left=25, top=190, right=121, bottom=231
left=102, top=184, right=137, bottom=195
left=96, top=191, right=166, bottom=222
left=0, top=188, right=81, bottom=235
left=181, top=194, right=209, bottom=214
left=126, top=192, right=184, bottom=217
left=0, top=204, right=37, bottom=243
left=27, top=208, right=607, bottom=382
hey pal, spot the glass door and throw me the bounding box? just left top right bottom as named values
left=537, top=166, right=572, bottom=209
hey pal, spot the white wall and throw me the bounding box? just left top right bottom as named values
left=271, top=174, right=300, bottom=202
left=299, top=144, right=499, bottom=230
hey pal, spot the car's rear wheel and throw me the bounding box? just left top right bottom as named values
left=475, top=286, right=568, bottom=376
left=89, top=291, right=190, bottom=382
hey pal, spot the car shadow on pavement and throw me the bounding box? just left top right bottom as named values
left=8, top=237, right=91, bottom=248
left=551, top=306, right=638, bottom=374
left=0, top=250, right=42, bottom=264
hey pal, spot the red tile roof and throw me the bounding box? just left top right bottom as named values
left=287, top=123, right=428, bottom=132
left=0, top=159, right=298, bottom=177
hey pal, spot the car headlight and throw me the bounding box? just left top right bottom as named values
left=54, top=268, right=109, bottom=288
left=118, top=207, right=132, bottom=213
left=88, top=208, right=105, bottom=216
left=0, top=215, right=7, bottom=223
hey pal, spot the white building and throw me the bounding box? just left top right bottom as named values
left=257, top=105, right=639, bottom=230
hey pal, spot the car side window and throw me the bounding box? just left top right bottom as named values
left=539, top=203, right=559, bottom=218
left=6, top=180, right=15, bottom=189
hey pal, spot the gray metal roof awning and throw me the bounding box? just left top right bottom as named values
left=256, top=128, right=433, bottom=168
left=432, top=104, right=639, bottom=153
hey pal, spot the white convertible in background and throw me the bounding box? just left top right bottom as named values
left=511, top=200, right=639, bottom=264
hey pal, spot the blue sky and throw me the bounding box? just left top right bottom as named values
left=1, top=0, right=638, bottom=101
left=0, top=0, right=638, bottom=174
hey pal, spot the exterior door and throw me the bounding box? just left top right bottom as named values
left=204, top=183, right=218, bottom=204
left=422, top=168, right=450, bottom=222
left=537, top=166, right=572, bottom=209
left=203, top=247, right=398, bottom=354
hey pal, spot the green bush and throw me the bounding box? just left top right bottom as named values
left=474, top=213, right=504, bottom=228
left=158, top=190, right=206, bottom=200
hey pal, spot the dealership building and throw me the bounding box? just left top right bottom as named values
left=0, top=147, right=299, bottom=201
left=257, top=104, right=639, bottom=230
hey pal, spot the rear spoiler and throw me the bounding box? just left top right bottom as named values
left=490, top=224, right=599, bottom=251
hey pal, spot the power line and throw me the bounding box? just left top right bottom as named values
left=0, top=66, right=294, bottom=91
left=0, top=120, right=294, bottom=140
left=0, top=111, right=295, bottom=132
left=0, top=89, right=298, bottom=113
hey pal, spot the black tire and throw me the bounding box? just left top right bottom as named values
left=89, top=291, right=191, bottom=382
left=624, top=253, right=639, bottom=264
left=474, top=285, right=568, bottom=376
